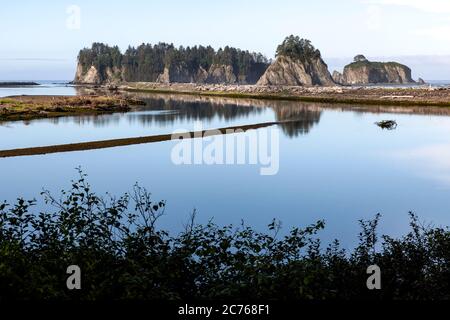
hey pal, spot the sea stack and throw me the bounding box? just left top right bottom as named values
left=257, top=35, right=335, bottom=86
left=332, top=55, right=416, bottom=85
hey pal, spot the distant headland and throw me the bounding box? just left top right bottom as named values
left=0, top=82, right=39, bottom=87
left=332, top=55, right=417, bottom=85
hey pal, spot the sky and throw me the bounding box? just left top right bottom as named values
left=1, top=0, right=450, bottom=80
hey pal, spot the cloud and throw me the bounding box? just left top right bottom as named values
left=366, top=5, right=383, bottom=30
left=416, top=26, right=450, bottom=42
left=390, top=144, right=450, bottom=186
left=405, top=145, right=450, bottom=170
left=364, top=0, right=450, bottom=13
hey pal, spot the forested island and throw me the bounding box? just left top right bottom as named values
left=75, top=42, right=270, bottom=84
left=332, top=55, right=416, bottom=85
left=74, top=35, right=423, bottom=87
left=69, top=36, right=450, bottom=108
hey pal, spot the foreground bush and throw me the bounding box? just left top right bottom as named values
left=0, top=170, right=449, bottom=301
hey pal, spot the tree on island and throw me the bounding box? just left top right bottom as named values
left=275, top=35, right=321, bottom=61
left=78, top=42, right=122, bottom=74
left=353, top=54, right=368, bottom=62
left=78, top=42, right=270, bottom=83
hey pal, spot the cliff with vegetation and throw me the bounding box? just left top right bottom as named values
left=74, top=43, right=269, bottom=85
left=74, top=40, right=423, bottom=88
left=257, top=36, right=335, bottom=86
left=332, top=55, right=416, bottom=85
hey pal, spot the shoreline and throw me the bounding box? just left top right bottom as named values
left=0, top=95, right=143, bottom=122
left=0, top=82, right=39, bottom=87
left=117, top=82, right=450, bottom=107
left=2, top=83, right=450, bottom=123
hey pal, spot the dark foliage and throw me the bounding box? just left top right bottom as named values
left=276, top=35, right=322, bottom=62
left=354, top=54, right=368, bottom=63
left=78, top=42, right=270, bottom=83
left=1, top=170, right=449, bottom=301
left=78, top=43, right=122, bottom=74
left=375, top=120, right=398, bottom=130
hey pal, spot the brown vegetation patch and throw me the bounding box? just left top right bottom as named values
left=0, top=95, right=144, bottom=121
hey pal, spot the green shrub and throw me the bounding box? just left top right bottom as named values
left=1, top=169, right=449, bottom=300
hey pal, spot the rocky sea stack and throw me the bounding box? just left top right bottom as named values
left=74, top=38, right=420, bottom=88
left=257, top=36, right=334, bottom=86
left=332, top=55, right=416, bottom=85
left=74, top=43, right=270, bottom=85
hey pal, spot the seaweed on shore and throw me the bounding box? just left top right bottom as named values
left=375, top=120, right=397, bottom=130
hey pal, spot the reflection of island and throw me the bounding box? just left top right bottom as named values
left=272, top=105, right=322, bottom=137
left=126, top=94, right=323, bottom=138
left=35, top=89, right=450, bottom=139
left=129, top=98, right=264, bottom=123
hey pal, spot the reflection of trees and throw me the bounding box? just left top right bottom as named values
left=125, top=96, right=322, bottom=138
left=73, top=87, right=450, bottom=135
left=127, top=98, right=263, bottom=125
left=15, top=89, right=323, bottom=136
left=37, top=114, right=124, bottom=128
left=42, top=92, right=324, bottom=136
left=271, top=105, right=322, bottom=138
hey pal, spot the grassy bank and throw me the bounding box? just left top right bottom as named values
left=0, top=170, right=449, bottom=301
left=0, top=96, right=144, bottom=122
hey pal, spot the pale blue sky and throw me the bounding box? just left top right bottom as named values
left=1, top=0, right=450, bottom=80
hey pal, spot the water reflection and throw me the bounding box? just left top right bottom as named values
left=389, top=143, right=450, bottom=186
left=5, top=89, right=450, bottom=147
left=0, top=82, right=77, bottom=97
left=127, top=97, right=322, bottom=138
left=272, top=106, right=321, bottom=137
left=119, top=92, right=450, bottom=137
left=45, top=92, right=322, bottom=138
left=3, top=90, right=450, bottom=246
left=130, top=98, right=264, bottom=122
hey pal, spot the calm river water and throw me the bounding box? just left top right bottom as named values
left=1, top=85, right=450, bottom=248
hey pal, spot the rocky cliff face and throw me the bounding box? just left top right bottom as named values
left=74, top=43, right=270, bottom=85
left=74, top=61, right=266, bottom=85
left=418, top=78, right=426, bottom=85
left=332, top=71, right=344, bottom=85
left=333, top=55, right=415, bottom=85
left=155, top=63, right=212, bottom=84
left=257, top=55, right=335, bottom=86
left=206, top=64, right=237, bottom=84
left=74, top=64, right=101, bottom=84
left=74, top=64, right=123, bottom=85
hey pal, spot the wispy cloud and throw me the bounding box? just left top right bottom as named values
left=364, top=0, right=450, bottom=14
left=390, top=143, right=450, bottom=186
left=416, top=26, right=450, bottom=42
left=366, top=5, right=383, bottom=30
